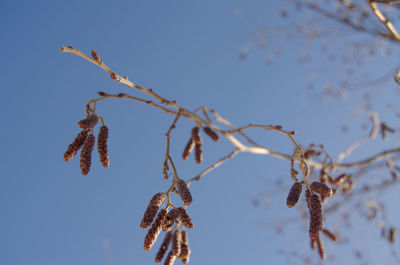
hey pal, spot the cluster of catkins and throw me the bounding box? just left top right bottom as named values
left=63, top=114, right=110, bottom=175
left=182, top=126, right=219, bottom=164
left=141, top=179, right=194, bottom=265
left=286, top=180, right=338, bottom=260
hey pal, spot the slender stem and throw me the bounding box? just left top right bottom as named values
left=187, top=148, right=241, bottom=185
left=61, top=46, right=400, bottom=183
left=369, top=0, right=400, bottom=40
left=163, top=110, right=182, bottom=180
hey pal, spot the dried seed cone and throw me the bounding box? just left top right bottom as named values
left=155, top=231, right=172, bottom=263
left=308, top=193, right=323, bottom=239
left=176, top=179, right=192, bottom=206
left=182, top=138, right=195, bottom=160
left=203, top=127, right=219, bottom=142
left=286, top=182, right=302, bottom=208
left=178, top=208, right=194, bottom=229
left=144, top=208, right=168, bottom=251
left=97, top=125, right=110, bottom=168
left=163, top=208, right=180, bottom=232
left=64, top=130, right=88, bottom=161
left=78, top=114, right=99, bottom=130
left=171, top=229, right=182, bottom=256
left=311, top=181, right=332, bottom=197
left=80, top=134, right=95, bottom=175
left=141, top=193, right=165, bottom=229
left=163, top=251, right=177, bottom=265
left=195, top=142, right=203, bottom=164
left=191, top=127, right=201, bottom=144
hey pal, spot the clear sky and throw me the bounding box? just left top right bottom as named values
left=1, top=1, right=400, bottom=265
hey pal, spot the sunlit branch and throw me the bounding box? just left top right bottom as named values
left=301, top=0, right=400, bottom=41
left=369, top=0, right=400, bottom=40
left=61, top=46, right=400, bottom=182
left=187, top=148, right=241, bottom=185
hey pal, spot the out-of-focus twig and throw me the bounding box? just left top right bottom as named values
left=337, top=112, right=380, bottom=163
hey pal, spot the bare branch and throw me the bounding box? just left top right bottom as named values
left=369, top=0, right=400, bottom=40
left=187, top=148, right=241, bottom=185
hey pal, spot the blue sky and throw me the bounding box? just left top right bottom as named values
left=1, top=1, right=400, bottom=265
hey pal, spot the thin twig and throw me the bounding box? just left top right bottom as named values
left=88, top=92, right=177, bottom=115
left=162, top=109, right=182, bottom=179
left=336, top=112, right=380, bottom=163
left=187, top=148, right=241, bottom=185
left=61, top=46, right=400, bottom=182
left=369, top=0, right=400, bottom=40
left=339, top=148, right=400, bottom=168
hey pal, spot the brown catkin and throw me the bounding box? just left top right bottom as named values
left=163, top=251, right=176, bottom=265
left=389, top=227, right=395, bottom=243
left=144, top=209, right=168, bottom=251
left=182, top=138, right=195, bottom=160
left=181, top=230, right=188, bottom=244
left=203, top=127, right=219, bottom=142
left=316, top=236, right=325, bottom=260
left=194, top=141, right=203, bottom=164
left=176, top=179, right=192, bottom=206
left=191, top=127, right=201, bottom=144
left=286, top=182, right=302, bottom=208
left=64, top=130, right=88, bottom=161
left=178, top=208, right=194, bottom=229
left=179, top=230, right=191, bottom=260
left=163, top=208, right=180, bottom=232
left=308, top=193, right=323, bottom=239
left=80, top=134, right=95, bottom=175
left=97, top=125, right=110, bottom=168
left=311, top=181, right=333, bottom=197
left=155, top=231, right=172, bottom=263
left=311, top=238, right=316, bottom=250
left=191, top=127, right=203, bottom=163
left=171, top=229, right=182, bottom=256
left=320, top=168, right=328, bottom=183
left=78, top=114, right=99, bottom=130
left=304, top=149, right=320, bottom=159
left=305, top=189, right=312, bottom=209
left=322, top=229, right=338, bottom=242
left=140, top=193, right=165, bottom=229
